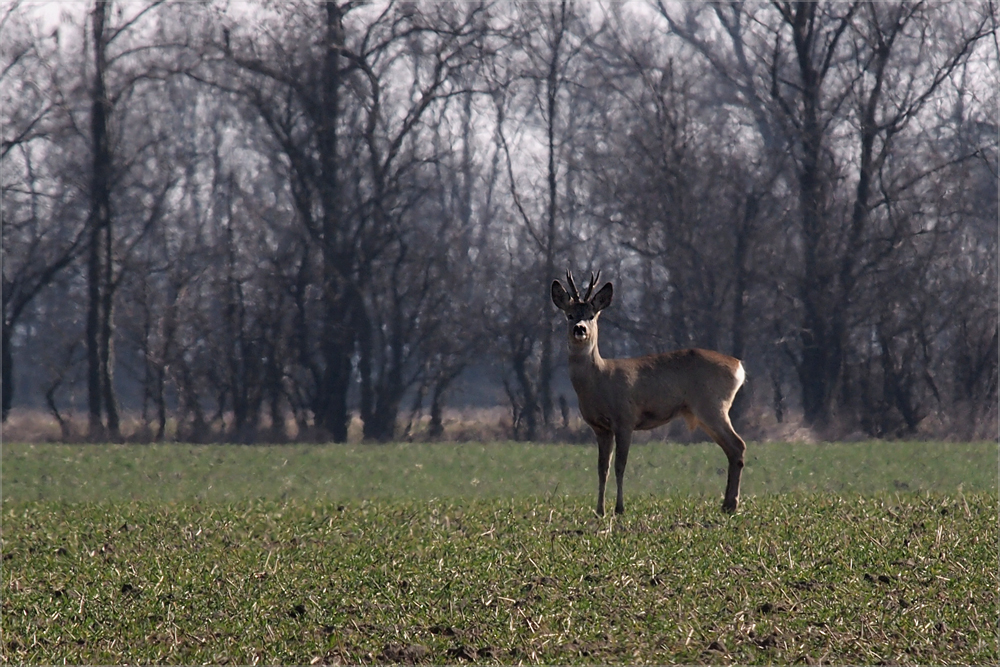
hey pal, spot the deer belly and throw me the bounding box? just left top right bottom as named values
left=634, top=407, right=681, bottom=431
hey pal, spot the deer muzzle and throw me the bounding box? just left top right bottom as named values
left=573, top=324, right=588, bottom=340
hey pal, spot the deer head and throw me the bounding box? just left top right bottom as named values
left=551, top=270, right=614, bottom=351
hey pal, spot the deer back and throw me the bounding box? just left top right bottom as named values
left=571, top=348, right=744, bottom=432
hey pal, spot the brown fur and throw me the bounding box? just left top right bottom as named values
left=553, top=273, right=747, bottom=514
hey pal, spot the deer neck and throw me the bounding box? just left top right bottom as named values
left=567, top=334, right=607, bottom=377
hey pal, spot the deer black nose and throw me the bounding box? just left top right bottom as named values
left=573, top=324, right=587, bottom=339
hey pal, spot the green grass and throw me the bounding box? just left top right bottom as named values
left=1, top=440, right=996, bottom=504
left=1, top=440, right=997, bottom=664
left=2, top=494, right=996, bottom=664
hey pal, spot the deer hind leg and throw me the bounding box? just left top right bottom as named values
left=613, top=428, right=633, bottom=515
left=595, top=428, right=614, bottom=517
left=696, top=413, right=746, bottom=513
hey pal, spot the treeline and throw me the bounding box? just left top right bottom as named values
left=3, top=1, right=997, bottom=442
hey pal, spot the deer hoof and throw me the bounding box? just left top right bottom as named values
left=722, top=498, right=739, bottom=513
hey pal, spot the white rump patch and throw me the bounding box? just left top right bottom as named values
left=734, top=361, right=746, bottom=389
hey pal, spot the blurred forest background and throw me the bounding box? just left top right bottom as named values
left=2, top=0, right=997, bottom=444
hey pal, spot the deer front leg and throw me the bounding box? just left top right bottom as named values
left=613, top=428, right=632, bottom=515
left=595, top=428, right=614, bottom=517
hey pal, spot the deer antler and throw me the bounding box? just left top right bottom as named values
left=565, top=269, right=581, bottom=301
left=583, top=270, right=601, bottom=302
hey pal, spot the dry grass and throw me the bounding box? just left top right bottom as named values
left=0, top=407, right=785, bottom=445
left=3, top=401, right=993, bottom=445
left=2, top=407, right=583, bottom=445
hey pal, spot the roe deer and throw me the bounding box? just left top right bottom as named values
left=551, top=270, right=747, bottom=514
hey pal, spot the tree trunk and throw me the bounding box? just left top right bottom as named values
left=538, top=0, right=568, bottom=428
left=365, top=391, right=402, bottom=442
left=1, top=322, right=12, bottom=422
left=99, top=212, right=120, bottom=441
left=86, top=0, right=112, bottom=440
left=787, top=3, right=847, bottom=429
left=428, top=380, right=447, bottom=439
left=511, top=344, right=539, bottom=441
left=316, top=1, right=353, bottom=443
left=319, top=330, right=352, bottom=442
left=318, top=278, right=353, bottom=443
left=361, top=291, right=406, bottom=442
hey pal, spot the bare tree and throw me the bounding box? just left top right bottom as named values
left=79, top=0, right=191, bottom=440
left=201, top=1, right=492, bottom=441
left=655, top=0, right=995, bottom=431
left=486, top=0, right=598, bottom=438
left=3, top=0, right=994, bottom=444
left=1, top=4, right=87, bottom=421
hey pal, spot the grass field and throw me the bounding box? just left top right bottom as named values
left=2, top=440, right=997, bottom=664
left=2, top=440, right=997, bottom=503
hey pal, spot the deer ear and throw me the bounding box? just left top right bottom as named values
left=591, top=282, right=613, bottom=312
left=551, top=280, right=571, bottom=310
